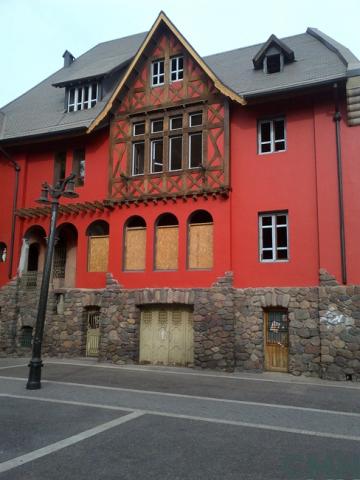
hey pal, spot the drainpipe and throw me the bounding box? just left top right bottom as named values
left=0, top=146, right=21, bottom=279
left=333, top=83, right=347, bottom=284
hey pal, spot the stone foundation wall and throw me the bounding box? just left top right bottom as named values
left=0, top=273, right=359, bottom=381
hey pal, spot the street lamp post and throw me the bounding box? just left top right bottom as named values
left=26, top=173, right=78, bottom=390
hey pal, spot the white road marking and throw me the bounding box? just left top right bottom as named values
left=2, top=359, right=360, bottom=390
left=0, top=364, right=27, bottom=370
left=0, top=375, right=359, bottom=418
left=0, top=410, right=144, bottom=474
left=1, top=394, right=360, bottom=444
left=42, top=359, right=360, bottom=390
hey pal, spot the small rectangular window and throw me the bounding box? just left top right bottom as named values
left=73, top=149, right=85, bottom=186
left=132, top=142, right=145, bottom=176
left=170, top=56, right=184, bottom=82
left=170, top=116, right=183, bottom=130
left=266, top=54, right=281, bottom=74
left=258, top=118, right=286, bottom=154
left=169, top=136, right=182, bottom=171
left=259, top=212, right=288, bottom=262
left=189, top=133, right=202, bottom=168
left=152, top=59, right=165, bottom=87
left=54, top=152, right=66, bottom=184
left=190, top=112, right=202, bottom=127
left=151, top=119, right=164, bottom=133
left=133, top=122, right=145, bottom=136
left=151, top=139, right=163, bottom=173
left=67, top=83, right=98, bottom=112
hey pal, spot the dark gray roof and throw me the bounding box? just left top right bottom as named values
left=1, top=27, right=359, bottom=142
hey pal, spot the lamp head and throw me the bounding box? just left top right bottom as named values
left=62, top=176, right=79, bottom=199
left=36, top=183, right=50, bottom=204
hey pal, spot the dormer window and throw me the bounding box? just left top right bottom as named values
left=67, top=83, right=98, bottom=112
left=253, top=34, right=295, bottom=73
left=265, top=53, right=282, bottom=74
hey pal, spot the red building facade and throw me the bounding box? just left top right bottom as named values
left=0, top=13, right=359, bottom=379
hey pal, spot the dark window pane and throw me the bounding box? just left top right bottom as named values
left=276, top=215, right=287, bottom=226
left=159, top=61, right=164, bottom=74
left=262, top=228, right=273, bottom=248
left=260, top=143, right=271, bottom=153
left=267, top=54, right=281, bottom=73
left=274, top=120, right=285, bottom=140
left=170, top=136, right=182, bottom=170
left=274, top=141, right=285, bottom=151
left=262, top=250, right=273, bottom=260
left=189, top=133, right=202, bottom=168
left=73, top=148, right=85, bottom=186
left=277, top=227, right=288, bottom=248
left=153, top=62, right=158, bottom=75
left=178, top=57, right=183, bottom=69
left=69, top=88, right=75, bottom=105
left=84, top=86, right=89, bottom=102
left=277, top=249, right=288, bottom=260
left=190, top=112, right=202, bottom=127
left=54, top=152, right=66, bottom=183
left=133, top=143, right=145, bottom=175
left=171, top=72, right=177, bottom=81
left=170, top=117, right=182, bottom=130
left=152, top=140, right=163, bottom=173
left=262, top=216, right=272, bottom=226
left=77, top=88, right=82, bottom=108
left=134, top=122, right=145, bottom=135
left=171, top=58, right=177, bottom=70
left=152, top=119, right=163, bottom=133
left=260, top=122, right=271, bottom=142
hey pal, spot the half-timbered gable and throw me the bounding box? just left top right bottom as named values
left=109, top=22, right=229, bottom=202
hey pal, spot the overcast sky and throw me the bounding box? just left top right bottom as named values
left=1, top=0, right=360, bottom=108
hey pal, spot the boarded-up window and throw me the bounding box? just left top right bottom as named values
left=124, top=216, right=146, bottom=271
left=88, top=236, right=109, bottom=272
left=86, top=220, right=110, bottom=273
left=188, top=210, right=213, bottom=269
left=155, top=214, right=179, bottom=270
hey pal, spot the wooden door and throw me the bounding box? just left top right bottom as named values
left=139, top=308, right=194, bottom=366
left=264, top=310, right=289, bottom=372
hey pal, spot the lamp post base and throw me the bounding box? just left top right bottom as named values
left=26, top=358, right=43, bottom=390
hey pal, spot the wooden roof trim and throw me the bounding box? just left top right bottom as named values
left=87, top=12, right=246, bottom=134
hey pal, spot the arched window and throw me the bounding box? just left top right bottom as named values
left=188, top=210, right=213, bottom=269
left=86, top=220, right=109, bottom=272
left=0, top=242, right=7, bottom=262
left=124, top=216, right=146, bottom=271
left=155, top=213, right=179, bottom=270
left=20, top=326, right=33, bottom=348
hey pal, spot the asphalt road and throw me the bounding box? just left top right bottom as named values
left=0, top=358, right=359, bottom=479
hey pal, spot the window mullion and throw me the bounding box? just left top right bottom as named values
left=272, top=215, right=276, bottom=261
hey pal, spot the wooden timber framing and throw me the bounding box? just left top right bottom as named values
left=87, top=11, right=245, bottom=133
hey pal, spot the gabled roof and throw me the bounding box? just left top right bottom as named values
left=252, top=34, right=295, bottom=69
left=87, top=11, right=246, bottom=133
left=1, top=14, right=359, bottom=143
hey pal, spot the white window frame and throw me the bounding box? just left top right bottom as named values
left=188, top=132, right=203, bottom=169
left=151, top=118, right=164, bottom=133
left=170, top=116, right=183, bottom=130
left=132, top=142, right=145, bottom=176
left=151, top=59, right=165, bottom=87
left=67, top=83, right=98, bottom=112
left=259, top=212, right=289, bottom=262
left=258, top=118, right=286, bottom=154
left=133, top=122, right=145, bottom=136
left=189, top=112, right=203, bottom=127
left=151, top=139, right=164, bottom=173
left=169, top=136, right=183, bottom=171
left=170, top=55, right=184, bottom=83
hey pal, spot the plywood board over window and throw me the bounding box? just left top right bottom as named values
left=155, top=226, right=179, bottom=270
left=124, top=227, right=146, bottom=270
left=189, top=223, right=213, bottom=269
left=88, top=235, right=109, bottom=272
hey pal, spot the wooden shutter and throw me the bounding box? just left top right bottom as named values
left=88, top=235, right=109, bottom=272
left=155, top=226, right=179, bottom=270
left=124, top=227, right=146, bottom=270
left=189, top=223, right=213, bottom=269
